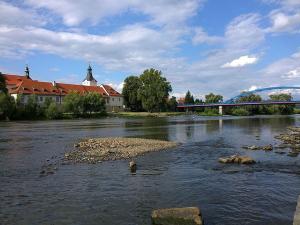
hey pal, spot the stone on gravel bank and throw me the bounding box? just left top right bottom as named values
left=219, top=155, right=256, bottom=164
left=242, top=144, right=273, bottom=151
left=65, top=137, right=177, bottom=164
left=151, top=207, right=203, bottom=225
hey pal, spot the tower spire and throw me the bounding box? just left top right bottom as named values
left=25, top=65, right=31, bottom=79
left=85, top=64, right=96, bottom=82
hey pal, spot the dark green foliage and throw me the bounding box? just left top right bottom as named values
left=268, top=93, right=294, bottom=114
left=236, top=93, right=262, bottom=115
left=194, top=98, right=203, bottom=104
left=63, top=92, right=83, bottom=116
left=122, top=76, right=142, bottom=111
left=137, top=68, right=172, bottom=112
left=167, top=96, right=178, bottom=111
left=184, top=91, right=194, bottom=104
left=0, top=73, right=7, bottom=94
left=231, top=108, right=250, bottom=116
left=205, top=93, right=223, bottom=103
left=0, top=93, right=15, bottom=120
left=45, top=102, right=62, bottom=119
left=82, top=92, right=106, bottom=115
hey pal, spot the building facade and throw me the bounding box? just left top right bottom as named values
left=2, top=65, right=124, bottom=112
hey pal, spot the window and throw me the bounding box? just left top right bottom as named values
left=40, top=96, right=43, bottom=102
left=119, top=98, right=120, bottom=101
left=56, top=96, right=60, bottom=102
left=112, top=98, right=114, bottom=101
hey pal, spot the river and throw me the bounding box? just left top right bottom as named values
left=0, top=115, right=300, bottom=225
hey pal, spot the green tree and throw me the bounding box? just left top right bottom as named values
left=45, top=102, right=62, bottom=119
left=137, top=68, right=172, bottom=112
left=0, top=93, right=15, bottom=120
left=236, top=93, right=262, bottom=115
left=194, top=98, right=203, bottom=104
left=0, top=72, right=7, bottom=94
left=184, top=91, right=194, bottom=104
left=82, top=92, right=106, bottom=115
left=24, top=95, right=44, bottom=118
left=63, top=92, right=83, bottom=116
left=269, top=93, right=294, bottom=114
left=122, top=76, right=143, bottom=111
left=167, top=96, right=178, bottom=111
left=205, top=93, right=223, bottom=103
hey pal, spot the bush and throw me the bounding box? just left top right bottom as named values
left=231, top=108, right=250, bottom=116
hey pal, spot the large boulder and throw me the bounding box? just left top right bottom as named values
left=151, top=207, right=203, bottom=225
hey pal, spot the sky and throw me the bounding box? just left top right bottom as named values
left=0, top=0, right=300, bottom=100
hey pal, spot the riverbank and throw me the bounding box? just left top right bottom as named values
left=65, top=137, right=177, bottom=163
left=108, top=112, right=185, bottom=118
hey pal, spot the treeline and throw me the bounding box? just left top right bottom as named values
left=122, top=68, right=177, bottom=112
left=0, top=92, right=106, bottom=120
left=183, top=90, right=296, bottom=115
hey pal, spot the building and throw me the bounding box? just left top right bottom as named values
left=2, top=65, right=124, bottom=112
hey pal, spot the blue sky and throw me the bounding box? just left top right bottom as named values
left=1, top=0, right=300, bottom=99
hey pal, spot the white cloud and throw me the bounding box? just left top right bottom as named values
left=25, top=0, right=203, bottom=26
left=281, top=68, right=300, bottom=79
left=267, top=11, right=300, bottom=33
left=0, top=1, right=45, bottom=27
left=192, top=27, right=223, bottom=45
left=222, top=55, right=258, bottom=68
left=107, top=82, right=124, bottom=92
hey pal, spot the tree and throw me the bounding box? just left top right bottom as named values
left=82, top=92, right=106, bottom=115
left=236, top=93, right=262, bottom=115
left=205, top=93, right=223, bottom=103
left=269, top=93, right=294, bottom=114
left=184, top=91, right=194, bottom=104
left=24, top=95, right=44, bottom=118
left=194, top=98, right=203, bottom=104
left=137, top=68, right=172, bottom=112
left=167, top=96, right=178, bottom=111
left=63, top=92, right=83, bottom=116
left=45, top=102, right=62, bottom=119
left=122, top=76, right=143, bottom=111
left=0, top=72, right=7, bottom=94
left=0, top=93, right=15, bottom=120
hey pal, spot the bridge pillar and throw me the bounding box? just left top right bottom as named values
left=218, top=106, right=223, bottom=115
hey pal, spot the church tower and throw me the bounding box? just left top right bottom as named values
left=82, top=64, right=97, bottom=86
left=25, top=65, right=31, bottom=79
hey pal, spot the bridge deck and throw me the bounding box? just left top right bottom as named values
left=177, top=101, right=300, bottom=108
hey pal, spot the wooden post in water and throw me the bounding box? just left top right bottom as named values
left=294, top=196, right=300, bottom=225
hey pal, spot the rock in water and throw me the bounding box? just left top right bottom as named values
left=262, top=144, right=273, bottom=151
left=151, top=207, right=203, bottom=225
left=129, top=161, right=137, bottom=172
left=219, top=155, right=255, bottom=165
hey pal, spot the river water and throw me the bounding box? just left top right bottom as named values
left=0, top=115, right=300, bottom=225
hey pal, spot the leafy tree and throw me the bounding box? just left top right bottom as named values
left=194, top=98, right=203, bottom=104
left=236, top=93, right=262, bottom=115
left=137, top=68, right=172, bottom=112
left=231, top=108, right=250, bottom=116
left=63, top=92, right=83, bottom=116
left=24, top=95, right=44, bottom=118
left=205, top=93, right=223, bottom=103
left=0, top=93, right=15, bottom=120
left=82, top=92, right=106, bottom=115
left=0, top=72, right=7, bottom=94
left=46, top=102, right=62, bottom=119
left=167, top=96, right=178, bottom=111
left=184, top=91, right=194, bottom=104
left=122, top=76, right=143, bottom=111
left=43, top=97, right=54, bottom=108
left=269, top=93, right=294, bottom=114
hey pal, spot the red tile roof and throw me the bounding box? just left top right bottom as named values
left=102, top=84, right=122, bottom=96
left=3, top=74, right=121, bottom=97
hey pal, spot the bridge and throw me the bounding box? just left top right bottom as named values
left=177, top=86, right=300, bottom=115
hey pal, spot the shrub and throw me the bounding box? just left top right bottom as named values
left=231, top=108, right=250, bottom=116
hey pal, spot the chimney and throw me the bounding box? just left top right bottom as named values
left=52, top=81, right=56, bottom=87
